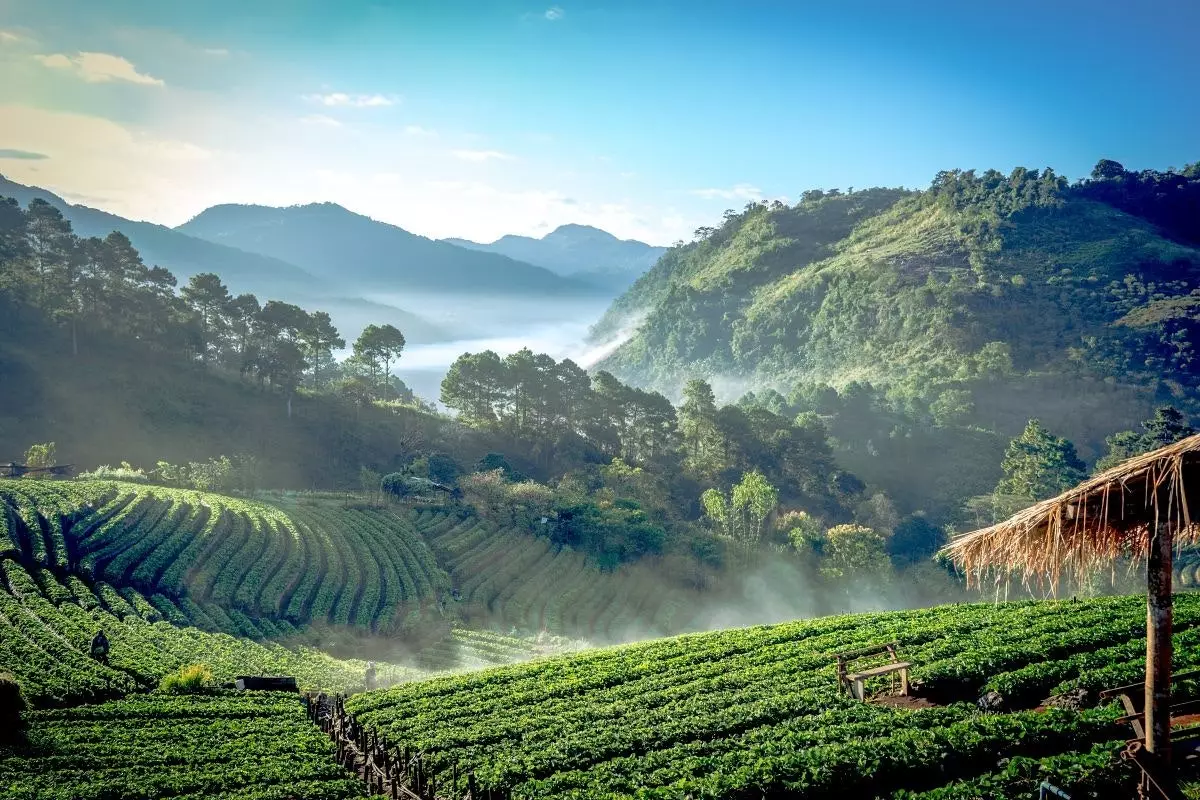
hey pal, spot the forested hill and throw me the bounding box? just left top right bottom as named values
left=593, top=162, right=1200, bottom=452
left=0, top=175, right=449, bottom=344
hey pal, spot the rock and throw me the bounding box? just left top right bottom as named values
left=977, top=690, right=1006, bottom=712
left=1046, top=687, right=1093, bottom=711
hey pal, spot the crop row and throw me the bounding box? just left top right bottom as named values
left=0, top=555, right=419, bottom=706
left=346, top=594, right=1190, bottom=797
left=0, top=482, right=449, bottom=633
left=423, top=520, right=692, bottom=640
left=0, top=692, right=366, bottom=800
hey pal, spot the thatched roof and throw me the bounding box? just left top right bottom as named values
left=942, top=433, right=1200, bottom=587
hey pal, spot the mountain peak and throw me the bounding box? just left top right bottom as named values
left=543, top=223, right=621, bottom=243
left=441, top=224, right=666, bottom=286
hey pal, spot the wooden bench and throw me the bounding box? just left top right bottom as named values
left=835, top=642, right=911, bottom=702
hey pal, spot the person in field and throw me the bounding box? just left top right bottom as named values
left=90, top=629, right=109, bottom=663
left=365, top=661, right=377, bottom=691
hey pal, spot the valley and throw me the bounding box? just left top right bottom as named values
left=3, top=141, right=1200, bottom=799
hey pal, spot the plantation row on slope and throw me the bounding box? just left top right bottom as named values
left=1, top=692, right=365, bottom=800
left=0, top=554, right=419, bottom=705
left=0, top=480, right=450, bottom=633
left=415, top=509, right=699, bottom=640
left=347, top=594, right=1200, bottom=799
left=1, top=480, right=692, bottom=645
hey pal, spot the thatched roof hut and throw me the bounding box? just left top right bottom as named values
left=942, top=432, right=1200, bottom=776
left=945, top=432, right=1200, bottom=587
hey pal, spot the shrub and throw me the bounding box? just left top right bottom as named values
left=158, top=664, right=214, bottom=694
left=77, top=461, right=151, bottom=483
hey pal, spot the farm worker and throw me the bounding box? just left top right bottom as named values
left=365, top=661, right=377, bottom=691
left=90, top=629, right=109, bottom=662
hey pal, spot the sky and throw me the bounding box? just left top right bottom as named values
left=0, top=0, right=1196, bottom=246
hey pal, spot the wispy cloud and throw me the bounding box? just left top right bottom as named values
left=690, top=183, right=764, bottom=201
left=545, top=6, right=565, bottom=20
left=34, top=52, right=164, bottom=86
left=0, top=148, right=48, bottom=160
left=404, top=125, right=437, bottom=137
left=305, top=92, right=396, bottom=108
left=300, top=114, right=343, bottom=128
left=0, top=30, right=23, bottom=43
left=203, top=47, right=229, bottom=57
left=452, top=149, right=515, bottom=162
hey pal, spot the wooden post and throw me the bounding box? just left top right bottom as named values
left=1145, top=521, right=1173, bottom=769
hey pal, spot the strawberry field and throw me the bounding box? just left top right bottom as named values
left=416, top=510, right=696, bottom=639
left=346, top=594, right=1200, bottom=799
left=0, top=692, right=366, bottom=800
left=0, top=554, right=420, bottom=705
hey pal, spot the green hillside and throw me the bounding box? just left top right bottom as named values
left=0, top=479, right=699, bottom=679
left=595, top=165, right=1200, bottom=436
left=415, top=510, right=698, bottom=640
left=347, top=594, right=1200, bottom=798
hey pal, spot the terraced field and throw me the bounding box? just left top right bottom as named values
left=413, top=510, right=700, bottom=640
left=1, top=481, right=713, bottom=649
left=347, top=594, right=1200, bottom=799
left=1, top=692, right=365, bottom=800
left=0, top=482, right=449, bottom=633
left=0, top=554, right=420, bottom=705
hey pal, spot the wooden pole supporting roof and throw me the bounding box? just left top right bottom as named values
left=941, top=432, right=1200, bottom=774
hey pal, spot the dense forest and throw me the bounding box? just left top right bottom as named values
left=588, top=161, right=1200, bottom=517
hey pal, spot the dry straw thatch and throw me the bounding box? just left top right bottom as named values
left=943, top=433, right=1200, bottom=588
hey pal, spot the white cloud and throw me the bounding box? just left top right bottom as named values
left=0, top=30, right=22, bottom=43
left=690, top=183, right=764, bottom=201
left=305, top=92, right=396, bottom=108
left=34, top=51, right=165, bottom=86
left=452, top=149, right=515, bottom=162
left=0, top=105, right=217, bottom=225
left=545, top=6, right=565, bottom=20
left=404, top=125, right=436, bottom=137
left=203, top=48, right=229, bottom=56
left=300, top=114, right=343, bottom=128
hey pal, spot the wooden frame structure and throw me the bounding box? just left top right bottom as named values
left=943, top=433, right=1200, bottom=789
left=834, top=641, right=911, bottom=702
left=306, top=693, right=503, bottom=800
left=1101, top=669, right=1200, bottom=799
left=0, top=463, right=73, bottom=478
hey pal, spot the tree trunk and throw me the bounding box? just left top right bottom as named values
left=1145, top=522, right=1173, bottom=768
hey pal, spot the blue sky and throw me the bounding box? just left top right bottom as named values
left=0, top=0, right=1196, bottom=244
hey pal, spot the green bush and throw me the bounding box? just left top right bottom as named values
left=77, top=461, right=151, bottom=483
left=158, top=664, right=214, bottom=694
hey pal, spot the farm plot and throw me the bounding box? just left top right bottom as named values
left=0, top=692, right=365, bottom=800
left=0, top=555, right=418, bottom=706
left=347, top=594, right=1200, bottom=799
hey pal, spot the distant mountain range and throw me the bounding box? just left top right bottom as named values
left=177, top=203, right=607, bottom=297
left=0, top=176, right=455, bottom=343
left=0, top=177, right=664, bottom=346
left=445, top=224, right=666, bottom=290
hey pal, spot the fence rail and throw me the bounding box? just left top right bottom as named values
left=305, top=692, right=510, bottom=800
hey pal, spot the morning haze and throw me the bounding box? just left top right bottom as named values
left=1, top=1, right=1198, bottom=798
